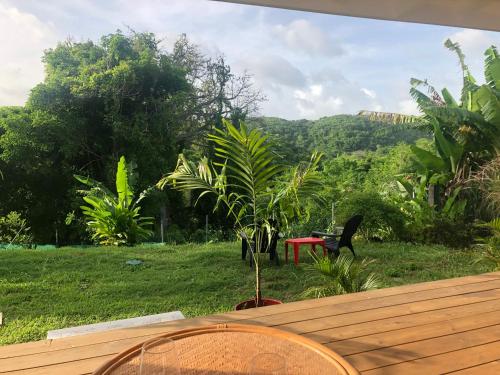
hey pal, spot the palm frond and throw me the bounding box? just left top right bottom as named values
left=303, top=254, right=380, bottom=297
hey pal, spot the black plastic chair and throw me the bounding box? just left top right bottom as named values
left=241, top=224, right=280, bottom=267
left=311, top=215, right=363, bottom=257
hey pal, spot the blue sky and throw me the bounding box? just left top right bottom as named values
left=1, top=0, right=499, bottom=119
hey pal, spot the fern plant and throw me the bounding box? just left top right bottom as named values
left=158, top=120, right=323, bottom=306
left=75, top=156, right=153, bottom=246
left=303, top=254, right=380, bottom=298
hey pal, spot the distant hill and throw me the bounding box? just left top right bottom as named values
left=247, top=115, right=427, bottom=164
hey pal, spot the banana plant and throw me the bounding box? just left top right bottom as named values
left=362, top=41, right=500, bottom=217
left=75, top=156, right=153, bottom=246
left=158, top=120, right=323, bottom=306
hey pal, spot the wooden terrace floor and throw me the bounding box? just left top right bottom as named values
left=1, top=272, right=500, bottom=374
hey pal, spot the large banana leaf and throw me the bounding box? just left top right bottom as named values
left=431, top=120, right=463, bottom=174
left=116, top=156, right=133, bottom=207
left=484, top=46, right=500, bottom=91
left=410, top=145, right=447, bottom=173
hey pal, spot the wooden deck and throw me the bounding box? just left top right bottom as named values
left=1, top=272, right=500, bottom=374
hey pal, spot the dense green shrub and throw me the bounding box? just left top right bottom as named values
left=164, top=224, right=187, bottom=244
left=474, top=219, right=500, bottom=270
left=336, top=191, right=407, bottom=241
left=418, top=216, right=475, bottom=248
left=0, top=211, right=33, bottom=247
left=288, top=213, right=331, bottom=237
left=189, top=227, right=235, bottom=243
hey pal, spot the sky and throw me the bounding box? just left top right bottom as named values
left=1, top=0, right=499, bottom=120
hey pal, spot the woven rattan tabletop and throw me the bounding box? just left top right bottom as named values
left=93, top=324, right=359, bottom=374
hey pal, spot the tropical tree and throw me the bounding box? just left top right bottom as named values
left=361, top=41, right=500, bottom=217
left=75, top=156, right=153, bottom=246
left=157, top=120, right=323, bottom=306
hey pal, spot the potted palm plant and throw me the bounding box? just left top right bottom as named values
left=157, top=120, right=323, bottom=309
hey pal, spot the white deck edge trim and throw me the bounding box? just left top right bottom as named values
left=47, top=311, right=185, bottom=339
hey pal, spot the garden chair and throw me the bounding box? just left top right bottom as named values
left=311, top=215, right=363, bottom=257
left=241, top=222, right=281, bottom=267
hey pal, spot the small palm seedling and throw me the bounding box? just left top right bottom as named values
left=158, top=120, right=323, bottom=307
left=303, top=253, right=380, bottom=298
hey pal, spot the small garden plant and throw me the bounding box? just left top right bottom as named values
left=74, top=156, right=153, bottom=246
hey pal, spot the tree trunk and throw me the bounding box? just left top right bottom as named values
left=428, top=184, right=435, bottom=207
left=255, top=262, right=262, bottom=307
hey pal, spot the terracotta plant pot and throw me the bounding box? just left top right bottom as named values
left=235, top=298, right=283, bottom=310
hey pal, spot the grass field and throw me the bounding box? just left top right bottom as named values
left=0, top=241, right=493, bottom=345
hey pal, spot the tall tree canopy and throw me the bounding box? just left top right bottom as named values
left=0, top=31, right=262, bottom=242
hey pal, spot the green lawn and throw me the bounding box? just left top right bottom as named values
left=0, top=241, right=493, bottom=345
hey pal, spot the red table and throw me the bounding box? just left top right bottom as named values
left=284, top=237, right=327, bottom=265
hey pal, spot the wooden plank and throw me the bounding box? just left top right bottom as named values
left=448, top=360, right=500, bottom=375
left=0, top=355, right=114, bottom=375
left=283, top=289, right=500, bottom=337
left=239, top=272, right=500, bottom=319
left=0, top=315, right=238, bottom=359
left=2, top=294, right=500, bottom=373
left=254, top=279, right=500, bottom=327
left=0, top=281, right=500, bottom=368
left=346, top=324, right=500, bottom=371
left=0, top=336, right=146, bottom=373
left=3, top=274, right=498, bottom=359
left=363, top=341, right=500, bottom=374
left=330, top=309, right=500, bottom=356
left=313, top=298, right=500, bottom=344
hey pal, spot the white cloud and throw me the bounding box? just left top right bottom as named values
left=241, top=55, right=307, bottom=89
left=447, top=29, right=495, bottom=56
left=274, top=19, right=344, bottom=57
left=0, top=2, right=58, bottom=105
left=294, top=85, right=343, bottom=118
left=3, top=0, right=498, bottom=120
left=398, top=99, right=420, bottom=115
left=361, top=87, right=376, bottom=99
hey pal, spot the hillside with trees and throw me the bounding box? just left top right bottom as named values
left=0, top=30, right=498, bottom=253
left=248, top=115, right=427, bottom=164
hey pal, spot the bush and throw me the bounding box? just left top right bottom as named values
left=0, top=211, right=34, bottom=247
left=191, top=227, right=235, bottom=243
left=417, top=216, right=475, bottom=248
left=474, top=219, right=500, bottom=270
left=400, top=200, right=478, bottom=248
left=164, top=224, right=187, bottom=244
left=190, top=228, right=207, bottom=243
left=303, top=254, right=380, bottom=297
left=336, top=191, right=407, bottom=241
